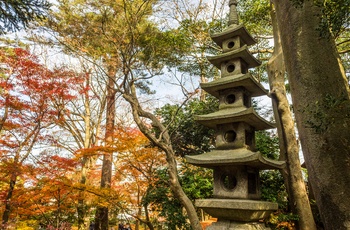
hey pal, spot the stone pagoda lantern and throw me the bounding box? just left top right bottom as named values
left=186, top=1, right=285, bottom=229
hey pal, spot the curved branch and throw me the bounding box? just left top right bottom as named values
left=338, top=48, right=350, bottom=54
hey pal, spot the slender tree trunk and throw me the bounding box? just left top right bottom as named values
left=56, top=188, right=62, bottom=228
left=200, top=51, right=208, bottom=102
left=78, top=157, right=89, bottom=229
left=2, top=172, right=17, bottom=227
left=273, top=0, right=350, bottom=229
left=78, top=75, right=95, bottom=230
left=143, top=204, right=154, bottom=230
left=135, top=184, right=141, bottom=230
left=165, top=155, right=201, bottom=230
left=2, top=127, right=40, bottom=227
left=0, top=101, right=9, bottom=133
left=95, top=66, right=116, bottom=230
left=267, top=3, right=317, bottom=229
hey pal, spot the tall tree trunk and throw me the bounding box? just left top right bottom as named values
left=78, top=75, right=96, bottom=230
left=95, top=66, right=116, bottom=230
left=273, top=0, right=350, bottom=229
left=267, top=3, right=317, bottom=229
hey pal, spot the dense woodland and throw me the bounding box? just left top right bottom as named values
left=0, top=0, right=349, bottom=229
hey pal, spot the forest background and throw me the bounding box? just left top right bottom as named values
left=0, top=0, right=349, bottom=229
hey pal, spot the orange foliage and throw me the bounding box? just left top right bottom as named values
left=0, top=46, right=84, bottom=227
left=0, top=45, right=166, bottom=226
left=276, top=221, right=296, bottom=230
left=112, top=126, right=166, bottom=218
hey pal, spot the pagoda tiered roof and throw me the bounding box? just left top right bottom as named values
left=186, top=148, right=284, bottom=169
left=194, top=107, right=275, bottom=130
left=207, top=45, right=261, bottom=69
left=211, top=24, right=257, bottom=47
left=200, top=73, right=267, bottom=98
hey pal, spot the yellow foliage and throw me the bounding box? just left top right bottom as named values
left=14, top=220, right=38, bottom=230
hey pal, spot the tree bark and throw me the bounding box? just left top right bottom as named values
left=273, top=0, right=350, bottom=229
left=143, top=203, right=154, bottom=230
left=2, top=172, right=17, bottom=227
left=267, top=3, right=317, bottom=229
left=78, top=76, right=94, bottom=230
left=78, top=74, right=101, bottom=230
left=95, top=65, right=117, bottom=230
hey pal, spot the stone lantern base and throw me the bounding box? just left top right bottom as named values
left=196, top=199, right=276, bottom=230
left=207, top=220, right=271, bottom=230
left=196, top=199, right=277, bottom=221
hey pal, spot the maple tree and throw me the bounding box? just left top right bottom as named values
left=112, top=126, right=165, bottom=230
left=18, top=152, right=78, bottom=229
left=48, top=61, right=110, bottom=229
left=0, top=45, right=82, bottom=227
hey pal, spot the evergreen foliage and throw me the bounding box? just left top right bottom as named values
left=291, top=0, right=350, bottom=37
left=142, top=168, right=191, bottom=230
left=0, top=0, right=50, bottom=34
left=155, top=96, right=218, bottom=156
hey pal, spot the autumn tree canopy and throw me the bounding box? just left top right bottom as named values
left=0, top=0, right=349, bottom=229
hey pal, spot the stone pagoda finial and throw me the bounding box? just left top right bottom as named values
left=228, top=0, right=239, bottom=26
